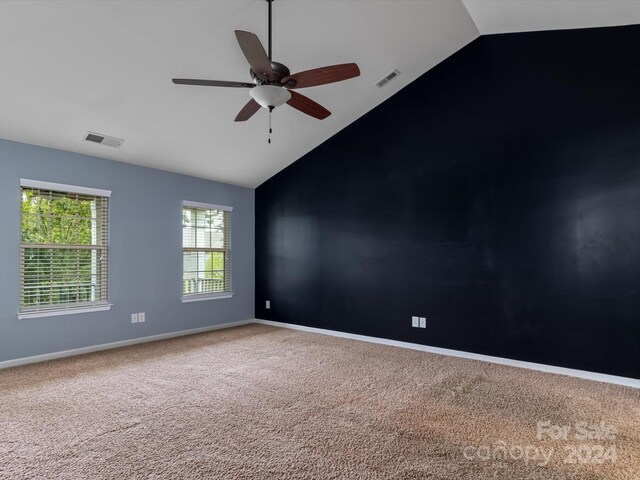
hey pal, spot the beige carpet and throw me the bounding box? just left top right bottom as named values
left=0, top=324, right=638, bottom=480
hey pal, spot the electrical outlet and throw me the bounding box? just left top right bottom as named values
left=138, top=312, right=145, bottom=323
left=266, top=300, right=270, bottom=309
left=419, top=317, right=426, bottom=328
left=131, top=313, right=138, bottom=324
left=411, top=316, right=419, bottom=328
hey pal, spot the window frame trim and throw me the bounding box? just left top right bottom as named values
left=20, top=178, right=111, bottom=198
left=181, top=293, right=233, bottom=303
left=18, top=179, right=111, bottom=316
left=17, top=304, right=113, bottom=320
left=182, top=200, right=232, bottom=212
left=181, top=200, right=233, bottom=301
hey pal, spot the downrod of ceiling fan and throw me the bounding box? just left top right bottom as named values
left=266, top=0, right=275, bottom=148
left=267, top=0, right=273, bottom=61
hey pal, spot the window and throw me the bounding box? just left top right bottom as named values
left=182, top=201, right=232, bottom=301
left=19, top=179, right=111, bottom=318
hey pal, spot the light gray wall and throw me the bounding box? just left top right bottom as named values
left=0, top=138, right=254, bottom=362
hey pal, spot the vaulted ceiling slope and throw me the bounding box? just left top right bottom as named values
left=462, top=0, right=640, bottom=35
left=0, top=1, right=639, bottom=188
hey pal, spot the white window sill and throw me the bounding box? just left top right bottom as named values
left=181, top=293, right=234, bottom=303
left=18, top=304, right=113, bottom=320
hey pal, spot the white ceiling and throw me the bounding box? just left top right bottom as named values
left=0, top=1, right=638, bottom=188
left=0, top=0, right=478, bottom=188
left=463, top=0, right=640, bottom=35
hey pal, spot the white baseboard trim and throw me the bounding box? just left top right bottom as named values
left=3, top=318, right=637, bottom=389
left=255, top=319, right=640, bottom=389
left=0, top=319, right=254, bottom=370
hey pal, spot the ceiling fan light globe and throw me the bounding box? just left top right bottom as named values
left=250, top=85, right=291, bottom=109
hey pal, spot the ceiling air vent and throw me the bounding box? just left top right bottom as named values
left=84, top=132, right=125, bottom=148
left=375, top=69, right=401, bottom=88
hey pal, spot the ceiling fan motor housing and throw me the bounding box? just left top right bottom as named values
left=250, top=61, right=293, bottom=85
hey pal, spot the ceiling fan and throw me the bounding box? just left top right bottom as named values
left=172, top=0, right=360, bottom=125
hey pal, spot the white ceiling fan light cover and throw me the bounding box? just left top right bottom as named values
left=250, top=85, right=292, bottom=109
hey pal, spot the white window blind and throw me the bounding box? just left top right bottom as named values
left=20, top=182, right=109, bottom=313
left=182, top=203, right=232, bottom=298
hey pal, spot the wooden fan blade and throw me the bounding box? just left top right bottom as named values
left=282, top=63, right=360, bottom=89
left=234, top=30, right=273, bottom=80
left=235, top=98, right=261, bottom=122
left=286, top=91, right=331, bottom=120
left=173, top=79, right=254, bottom=88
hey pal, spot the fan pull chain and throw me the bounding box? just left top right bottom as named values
left=268, top=107, right=273, bottom=144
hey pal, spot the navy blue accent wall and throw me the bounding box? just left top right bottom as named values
left=255, top=25, right=640, bottom=379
